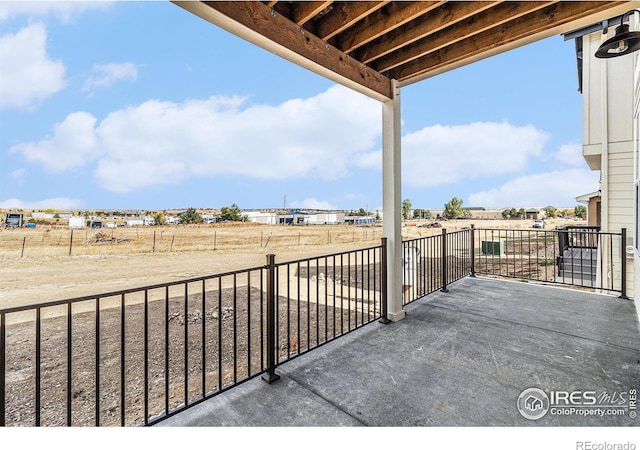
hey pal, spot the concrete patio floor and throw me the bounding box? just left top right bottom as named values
left=158, top=276, right=640, bottom=427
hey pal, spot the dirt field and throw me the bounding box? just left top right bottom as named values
left=0, top=218, right=582, bottom=309
left=0, top=217, right=584, bottom=426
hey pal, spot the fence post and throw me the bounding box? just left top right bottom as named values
left=21, top=237, right=26, bottom=258
left=262, top=254, right=280, bottom=384
left=441, top=228, right=449, bottom=292
left=69, top=229, right=74, bottom=256
left=470, top=224, right=476, bottom=277
left=379, top=237, right=391, bottom=324
left=620, top=228, right=628, bottom=299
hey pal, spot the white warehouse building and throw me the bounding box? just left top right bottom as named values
left=245, top=211, right=278, bottom=225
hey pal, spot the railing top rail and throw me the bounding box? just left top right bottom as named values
left=402, top=234, right=440, bottom=244
left=273, top=242, right=383, bottom=268
left=402, top=228, right=471, bottom=244
left=474, top=227, right=620, bottom=236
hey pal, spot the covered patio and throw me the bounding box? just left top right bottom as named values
left=4, top=3, right=640, bottom=440
left=159, top=276, right=640, bottom=427
left=159, top=2, right=640, bottom=430
left=175, top=1, right=639, bottom=325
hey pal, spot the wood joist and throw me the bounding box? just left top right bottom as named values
left=176, top=1, right=634, bottom=100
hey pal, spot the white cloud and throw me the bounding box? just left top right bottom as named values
left=13, top=85, right=380, bottom=192
left=467, top=168, right=600, bottom=208
left=10, top=168, right=26, bottom=181
left=0, top=23, right=66, bottom=109
left=0, top=1, right=111, bottom=22
left=555, top=143, right=583, bottom=166
left=11, top=112, right=100, bottom=172
left=0, top=197, right=83, bottom=210
left=82, top=62, right=138, bottom=93
left=354, top=122, right=548, bottom=187
left=289, top=198, right=337, bottom=210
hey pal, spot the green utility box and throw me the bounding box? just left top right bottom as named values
left=481, top=240, right=505, bottom=256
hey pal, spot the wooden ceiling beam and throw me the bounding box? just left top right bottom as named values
left=289, top=1, right=333, bottom=26
left=392, top=1, right=629, bottom=83
left=315, top=1, right=390, bottom=41
left=179, top=1, right=392, bottom=100
left=357, top=1, right=502, bottom=65
left=372, top=1, right=555, bottom=73
left=333, top=1, right=444, bottom=54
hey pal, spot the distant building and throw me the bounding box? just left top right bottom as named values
left=345, top=215, right=375, bottom=225
left=304, top=213, right=345, bottom=225
left=201, top=214, right=215, bottom=224
left=525, top=209, right=541, bottom=220
left=5, top=213, right=23, bottom=228
left=245, top=211, right=278, bottom=225
left=68, top=216, right=85, bottom=229
left=279, top=211, right=305, bottom=225
left=31, top=212, right=56, bottom=219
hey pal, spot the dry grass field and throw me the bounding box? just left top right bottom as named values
left=0, top=216, right=586, bottom=426
left=0, top=218, right=583, bottom=309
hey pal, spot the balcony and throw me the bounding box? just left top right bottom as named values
left=157, top=276, right=639, bottom=427
left=1, top=228, right=637, bottom=432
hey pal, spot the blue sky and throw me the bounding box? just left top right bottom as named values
left=0, top=1, right=600, bottom=213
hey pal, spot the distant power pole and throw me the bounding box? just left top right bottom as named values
left=283, top=195, right=286, bottom=226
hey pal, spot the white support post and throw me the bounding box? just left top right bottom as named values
left=382, top=79, right=405, bottom=322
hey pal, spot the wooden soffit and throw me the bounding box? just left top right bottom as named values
left=175, top=1, right=637, bottom=101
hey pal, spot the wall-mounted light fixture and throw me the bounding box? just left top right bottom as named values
left=595, top=9, right=640, bottom=58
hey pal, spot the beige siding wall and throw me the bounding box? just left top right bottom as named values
left=582, top=32, right=635, bottom=299
left=583, top=33, right=634, bottom=146
left=606, top=110, right=635, bottom=300
left=583, top=35, right=602, bottom=150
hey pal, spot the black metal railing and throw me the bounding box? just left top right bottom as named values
left=0, top=242, right=384, bottom=427
left=1, top=226, right=629, bottom=427
left=401, top=228, right=472, bottom=304
left=272, top=245, right=384, bottom=366
left=474, top=227, right=625, bottom=295
left=557, top=225, right=601, bottom=253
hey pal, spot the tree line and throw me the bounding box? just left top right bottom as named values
left=401, top=197, right=588, bottom=221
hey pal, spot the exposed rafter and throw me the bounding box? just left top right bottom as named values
left=289, top=1, right=333, bottom=26
left=390, top=1, right=630, bottom=83
left=356, top=1, right=502, bottom=65
left=179, top=1, right=392, bottom=100
left=175, top=1, right=636, bottom=99
left=314, top=1, right=390, bottom=41
left=333, top=1, right=444, bottom=54
left=371, top=1, right=555, bottom=73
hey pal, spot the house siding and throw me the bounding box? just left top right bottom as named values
left=582, top=31, right=635, bottom=299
